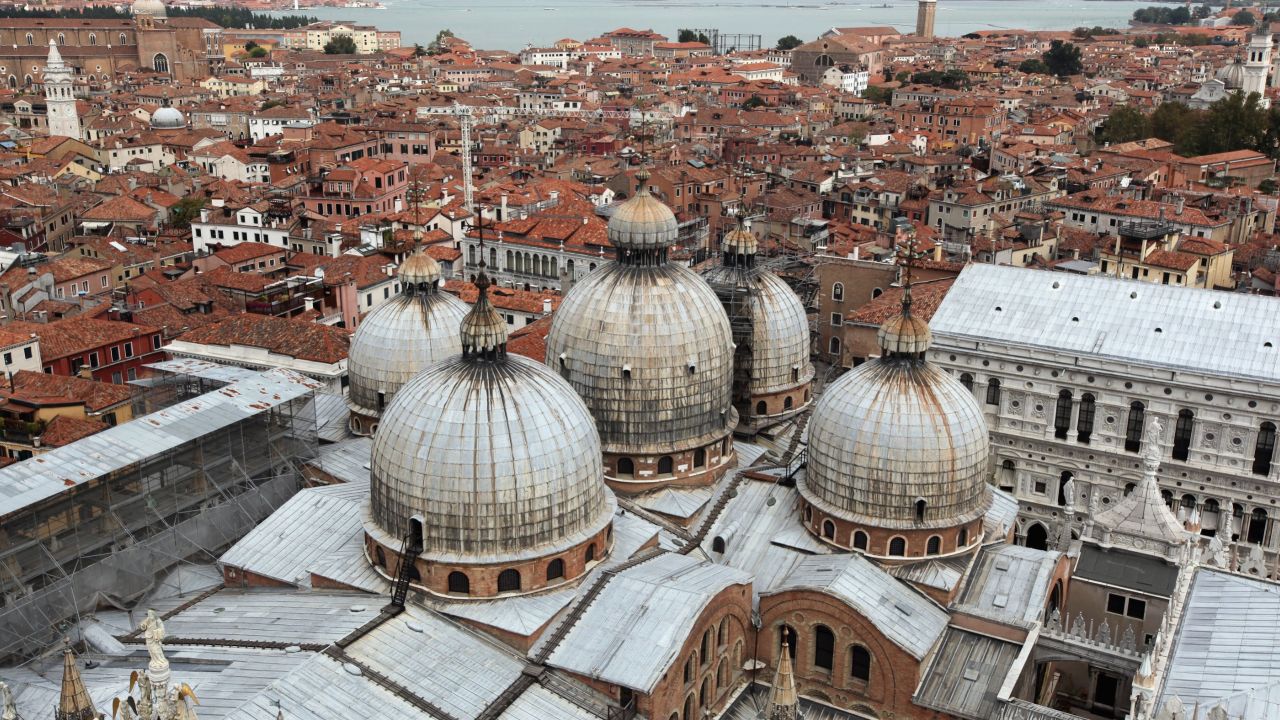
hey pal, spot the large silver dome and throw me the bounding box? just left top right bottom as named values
left=346, top=253, right=469, bottom=425
left=800, top=296, right=989, bottom=529
left=546, top=178, right=736, bottom=458
left=1216, top=56, right=1246, bottom=90
left=368, top=350, right=615, bottom=561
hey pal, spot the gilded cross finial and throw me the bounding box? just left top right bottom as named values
left=895, top=228, right=926, bottom=317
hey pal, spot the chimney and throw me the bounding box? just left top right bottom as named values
left=542, top=298, right=552, bottom=315
left=1175, top=194, right=1185, bottom=215
left=500, top=194, right=508, bottom=219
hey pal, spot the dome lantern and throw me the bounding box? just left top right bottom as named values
left=460, top=269, right=507, bottom=360
left=608, top=169, right=679, bottom=266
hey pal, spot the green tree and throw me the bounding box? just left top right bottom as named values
left=248, top=46, right=267, bottom=58
left=1232, top=9, right=1257, bottom=25
left=741, top=94, right=766, bottom=109
left=1149, top=101, right=1196, bottom=146
left=1260, top=178, right=1277, bottom=194
left=1018, top=58, right=1051, bottom=74
left=677, top=29, right=710, bottom=44
left=245, top=40, right=260, bottom=50
left=862, top=85, right=892, bottom=103
left=1194, top=4, right=1212, bottom=19
left=1133, top=35, right=1151, bottom=48
left=1097, top=105, right=1151, bottom=145
left=427, top=28, right=455, bottom=54
left=170, top=197, right=206, bottom=231
left=1182, top=91, right=1268, bottom=155
left=412, top=43, right=427, bottom=57
left=1042, top=40, right=1083, bottom=77
left=323, top=35, right=357, bottom=54
left=777, top=34, right=804, bottom=50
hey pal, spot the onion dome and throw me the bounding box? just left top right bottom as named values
left=701, top=213, right=813, bottom=424
left=546, top=173, right=737, bottom=486
left=607, top=170, right=679, bottom=252
left=800, top=287, right=990, bottom=533
left=346, top=249, right=468, bottom=434
left=368, top=268, right=615, bottom=563
left=1217, top=55, right=1246, bottom=89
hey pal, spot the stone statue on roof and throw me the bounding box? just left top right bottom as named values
left=1, top=681, right=15, bottom=720
left=140, top=609, right=169, bottom=685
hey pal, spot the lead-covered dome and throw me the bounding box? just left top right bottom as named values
left=1217, top=55, right=1246, bottom=90
left=546, top=175, right=737, bottom=488
left=150, top=107, right=185, bottom=129
left=368, top=275, right=614, bottom=562
left=799, top=291, right=989, bottom=532
left=132, top=0, right=166, bottom=16
left=346, top=250, right=468, bottom=435
left=701, top=217, right=813, bottom=425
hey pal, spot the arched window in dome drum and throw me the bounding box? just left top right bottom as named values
left=958, top=526, right=969, bottom=547
left=1173, top=409, right=1194, bottom=461
left=888, top=537, right=906, bottom=556
left=497, top=569, right=521, bottom=593
left=792, top=367, right=799, bottom=383
left=1054, top=390, right=1073, bottom=440
left=658, top=456, right=674, bottom=475
left=915, top=499, right=927, bottom=522
left=821, top=519, right=835, bottom=539
left=447, top=571, right=469, bottom=594
left=1126, top=402, right=1145, bottom=452
left=409, top=517, right=423, bottom=551
left=546, top=558, right=564, bottom=581
left=756, top=400, right=767, bottom=416
left=784, top=397, right=793, bottom=411
left=616, top=457, right=634, bottom=477
left=986, top=379, right=1001, bottom=405
left=871, top=287, right=883, bottom=299
left=813, top=625, right=835, bottom=671
left=853, top=531, right=868, bottom=551
left=927, top=536, right=941, bottom=554
left=585, top=543, right=596, bottom=563
left=694, top=448, right=706, bottom=468
left=960, top=373, right=973, bottom=392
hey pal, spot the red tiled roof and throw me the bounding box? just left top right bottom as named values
left=176, top=314, right=350, bottom=364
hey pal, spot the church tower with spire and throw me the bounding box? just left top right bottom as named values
left=43, top=40, right=81, bottom=140
left=1243, top=30, right=1272, bottom=108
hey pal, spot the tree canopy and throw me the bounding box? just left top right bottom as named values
left=323, top=35, right=357, bottom=54
left=1042, top=40, right=1083, bottom=76
left=678, top=29, right=711, bottom=44
left=1232, top=9, right=1257, bottom=26
left=1132, top=5, right=1194, bottom=24
left=777, top=35, right=804, bottom=50
left=1018, top=58, right=1051, bottom=74
left=1100, top=94, right=1280, bottom=160
left=1096, top=105, right=1150, bottom=145
left=910, top=68, right=970, bottom=89
left=170, top=197, right=206, bottom=231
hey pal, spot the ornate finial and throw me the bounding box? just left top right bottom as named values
left=894, top=227, right=926, bottom=318
left=461, top=208, right=507, bottom=360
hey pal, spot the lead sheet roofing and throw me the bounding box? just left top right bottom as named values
left=929, top=264, right=1280, bottom=382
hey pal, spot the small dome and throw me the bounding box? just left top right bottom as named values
left=608, top=171, right=678, bottom=251
left=722, top=225, right=759, bottom=256
left=346, top=273, right=468, bottom=424
left=132, top=0, right=167, bottom=16
left=150, top=106, right=185, bottom=129
left=398, top=250, right=440, bottom=285
left=800, top=302, right=990, bottom=530
left=1216, top=56, right=1246, bottom=89
left=369, top=351, right=615, bottom=561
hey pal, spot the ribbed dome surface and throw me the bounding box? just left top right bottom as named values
left=801, top=356, right=990, bottom=529
left=546, top=263, right=737, bottom=454
left=399, top=251, right=441, bottom=285
left=150, top=107, right=185, bottom=129
left=722, top=226, right=759, bottom=256
left=132, top=0, right=166, bottom=16
left=701, top=264, right=813, bottom=395
left=608, top=192, right=679, bottom=250
left=878, top=312, right=933, bottom=357
left=347, top=290, right=468, bottom=416
left=369, top=353, right=615, bottom=560
left=1217, top=57, right=1246, bottom=89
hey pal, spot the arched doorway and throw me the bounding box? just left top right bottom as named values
left=1026, top=522, right=1049, bottom=551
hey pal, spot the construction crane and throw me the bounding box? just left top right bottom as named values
left=416, top=103, right=676, bottom=216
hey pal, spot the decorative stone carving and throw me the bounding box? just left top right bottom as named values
left=141, top=609, right=169, bottom=686
left=1120, top=625, right=1137, bottom=652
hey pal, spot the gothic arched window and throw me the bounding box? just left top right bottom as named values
left=153, top=53, right=169, bottom=74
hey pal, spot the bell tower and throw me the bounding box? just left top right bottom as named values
left=1243, top=31, right=1271, bottom=108
left=43, top=41, right=81, bottom=140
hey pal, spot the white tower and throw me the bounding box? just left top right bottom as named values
left=1243, top=31, right=1271, bottom=108
left=43, top=40, right=81, bottom=140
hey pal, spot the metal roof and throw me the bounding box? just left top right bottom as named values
left=767, top=553, right=949, bottom=659
left=1158, top=568, right=1280, bottom=719
left=162, top=589, right=384, bottom=645
left=545, top=553, right=751, bottom=692
left=219, top=481, right=372, bottom=589
left=1075, top=544, right=1178, bottom=596
left=307, top=436, right=374, bottom=484
left=956, top=544, right=1060, bottom=626
left=930, top=264, right=1280, bottom=383
left=0, top=368, right=321, bottom=519
left=914, top=627, right=1024, bottom=720
left=313, top=391, right=355, bottom=443
left=145, top=357, right=259, bottom=383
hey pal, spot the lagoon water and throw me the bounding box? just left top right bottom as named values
left=268, top=0, right=1159, bottom=51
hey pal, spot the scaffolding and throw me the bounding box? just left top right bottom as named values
left=0, top=366, right=320, bottom=662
